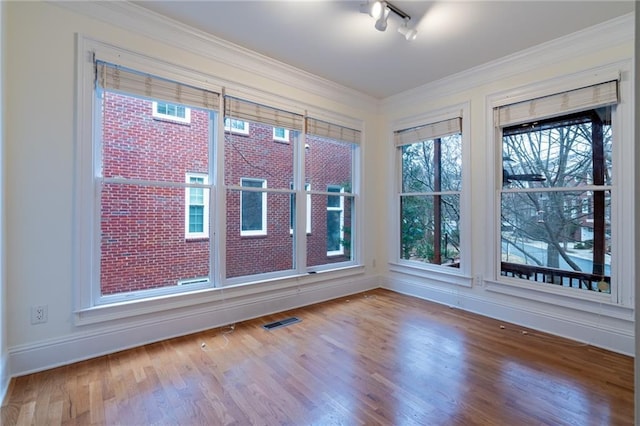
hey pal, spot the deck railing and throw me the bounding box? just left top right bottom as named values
left=500, top=261, right=610, bottom=292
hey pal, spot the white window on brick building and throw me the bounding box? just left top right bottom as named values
left=326, top=185, right=344, bottom=256
left=273, top=127, right=289, bottom=142
left=185, top=173, right=209, bottom=239
left=224, top=118, right=249, bottom=135
left=240, top=178, right=267, bottom=236
left=152, top=101, right=191, bottom=123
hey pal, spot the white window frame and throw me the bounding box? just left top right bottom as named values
left=485, top=64, right=634, bottom=309
left=224, top=117, right=249, bottom=135
left=185, top=173, right=209, bottom=239
left=240, top=178, right=267, bottom=236
left=389, top=103, right=471, bottom=285
left=273, top=127, right=290, bottom=142
left=326, top=185, right=344, bottom=256
left=290, top=183, right=311, bottom=234
left=152, top=101, right=191, bottom=124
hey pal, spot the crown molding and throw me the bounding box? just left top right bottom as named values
left=382, top=12, right=634, bottom=110
left=53, top=1, right=378, bottom=113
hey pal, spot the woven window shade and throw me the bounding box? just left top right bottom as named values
left=305, top=117, right=361, bottom=144
left=224, top=96, right=303, bottom=131
left=96, top=61, right=220, bottom=110
left=497, top=80, right=618, bottom=127
left=394, top=117, right=461, bottom=147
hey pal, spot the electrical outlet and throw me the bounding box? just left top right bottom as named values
left=474, top=274, right=483, bottom=286
left=31, top=305, right=48, bottom=324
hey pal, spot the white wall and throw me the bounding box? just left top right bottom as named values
left=4, top=1, right=380, bottom=377
left=634, top=3, right=639, bottom=423
left=0, top=0, right=8, bottom=403
left=381, top=15, right=635, bottom=355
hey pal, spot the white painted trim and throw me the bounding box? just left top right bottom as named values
left=54, top=1, right=377, bottom=110
left=382, top=274, right=634, bottom=356
left=382, top=13, right=633, bottom=109
left=9, top=275, right=378, bottom=377
left=0, top=355, right=8, bottom=406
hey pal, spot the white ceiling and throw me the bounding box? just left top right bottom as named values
left=134, top=1, right=635, bottom=99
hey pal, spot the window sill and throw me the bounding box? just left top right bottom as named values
left=484, top=277, right=633, bottom=320
left=74, top=265, right=365, bottom=326
left=388, top=261, right=472, bottom=288
left=152, top=117, right=191, bottom=125
left=240, top=233, right=268, bottom=239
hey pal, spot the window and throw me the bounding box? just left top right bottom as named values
left=240, top=178, right=267, bottom=236
left=185, top=173, right=209, bottom=239
left=152, top=101, right=191, bottom=123
left=77, top=43, right=362, bottom=317
left=305, top=117, right=359, bottom=268
left=326, top=185, right=344, bottom=255
left=496, top=80, right=618, bottom=294
left=90, top=59, right=217, bottom=302
left=224, top=97, right=303, bottom=280
left=273, top=127, right=290, bottom=142
left=290, top=183, right=311, bottom=234
left=395, top=117, right=462, bottom=268
left=224, top=117, right=249, bottom=135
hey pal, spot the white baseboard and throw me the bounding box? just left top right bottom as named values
left=8, top=275, right=379, bottom=377
left=382, top=275, right=634, bottom=356
left=0, top=353, right=9, bottom=406
left=7, top=272, right=632, bottom=384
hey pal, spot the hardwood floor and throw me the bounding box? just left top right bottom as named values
left=1, top=289, right=634, bottom=425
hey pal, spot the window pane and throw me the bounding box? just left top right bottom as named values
left=402, top=134, right=462, bottom=193
left=226, top=190, right=294, bottom=278
left=502, top=108, right=612, bottom=188
left=327, top=210, right=342, bottom=252
left=241, top=179, right=265, bottom=232
left=100, top=183, right=210, bottom=296
left=189, top=187, right=204, bottom=204
left=305, top=136, right=354, bottom=194
left=500, top=108, right=613, bottom=293
left=400, top=194, right=461, bottom=266
left=327, top=185, right=342, bottom=207
left=307, top=194, right=354, bottom=266
left=101, top=91, right=209, bottom=182
left=189, top=205, right=204, bottom=232
left=501, top=190, right=611, bottom=291
left=224, top=120, right=294, bottom=190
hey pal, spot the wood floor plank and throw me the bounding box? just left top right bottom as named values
left=1, top=289, right=634, bottom=425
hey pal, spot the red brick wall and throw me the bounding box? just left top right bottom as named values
left=101, top=92, right=354, bottom=293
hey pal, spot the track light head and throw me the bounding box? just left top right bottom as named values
left=398, top=19, right=418, bottom=40
left=374, top=5, right=390, bottom=31
left=360, top=0, right=385, bottom=19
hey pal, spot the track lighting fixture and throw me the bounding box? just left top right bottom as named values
left=360, top=1, right=417, bottom=40
left=374, top=4, right=390, bottom=31
left=398, top=18, right=418, bottom=41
